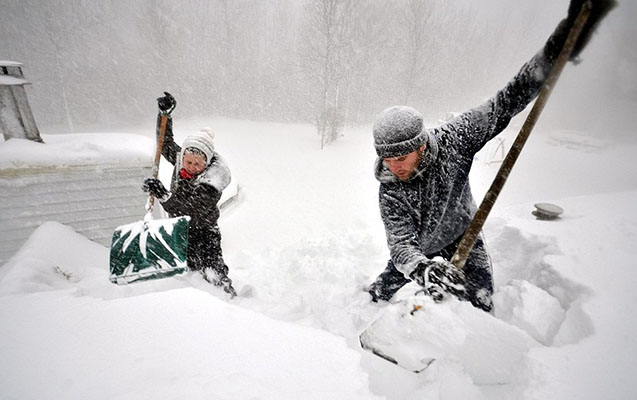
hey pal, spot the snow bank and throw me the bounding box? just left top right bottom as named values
left=0, top=289, right=379, bottom=400
left=0, top=222, right=380, bottom=400
left=0, top=222, right=108, bottom=295
left=493, top=279, right=565, bottom=345
left=486, top=190, right=637, bottom=399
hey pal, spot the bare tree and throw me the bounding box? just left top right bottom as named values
left=401, top=0, right=434, bottom=104
left=340, top=1, right=395, bottom=125
left=298, top=0, right=356, bottom=148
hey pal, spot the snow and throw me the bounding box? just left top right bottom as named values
left=493, top=279, right=565, bottom=345
left=1, top=120, right=637, bottom=399
left=0, top=75, right=28, bottom=85
left=0, top=61, right=23, bottom=67
left=361, top=285, right=539, bottom=384
left=0, top=133, right=153, bottom=169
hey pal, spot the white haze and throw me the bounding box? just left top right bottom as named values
left=0, top=0, right=636, bottom=141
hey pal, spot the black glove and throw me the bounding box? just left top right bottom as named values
left=549, top=0, right=617, bottom=62
left=569, top=0, right=616, bottom=60
left=157, top=91, right=176, bottom=115
left=410, top=258, right=466, bottom=303
left=142, top=178, right=170, bottom=202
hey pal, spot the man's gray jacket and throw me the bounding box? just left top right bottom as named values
left=375, top=37, right=561, bottom=279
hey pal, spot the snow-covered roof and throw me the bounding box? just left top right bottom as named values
left=0, top=60, right=27, bottom=84
left=0, top=75, right=29, bottom=85
left=0, top=60, right=23, bottom=67
left=0, top=133, right=154, bottom=170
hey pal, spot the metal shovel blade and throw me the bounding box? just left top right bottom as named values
left=359, top=290, right=538, bottom=383
left=109, top=216, right=190, bottom=284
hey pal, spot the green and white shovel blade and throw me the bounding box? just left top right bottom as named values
left=109, top=216, right=190, bottom=285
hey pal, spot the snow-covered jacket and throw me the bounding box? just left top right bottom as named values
left=158, top=115, right=230, bottom=242
left=376, top=36, right=562, bottom=278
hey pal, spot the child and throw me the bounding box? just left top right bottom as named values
left=143, top=92, right=236, bottom=297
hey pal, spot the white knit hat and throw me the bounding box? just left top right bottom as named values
left=182, top=128, right=215, bottom=165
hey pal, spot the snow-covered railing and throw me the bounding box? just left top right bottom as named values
left=0, top=162, right=152, bottom=265
left=0, top=133, right=155, bottom=266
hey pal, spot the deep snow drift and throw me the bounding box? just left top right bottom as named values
left=1, top=120, right=636, bottom=399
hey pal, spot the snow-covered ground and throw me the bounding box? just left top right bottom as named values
left=1, top=119, right=636, bottom=399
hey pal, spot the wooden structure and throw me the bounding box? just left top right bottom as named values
left=0, top=61, right=42, bottom=142
left=0, top=162, right=153, bottom=265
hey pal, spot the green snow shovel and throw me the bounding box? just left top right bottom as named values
left=109, top=113, right=190, bottom=284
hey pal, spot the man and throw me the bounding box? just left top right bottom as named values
left=368, top=0, right=615, bottom=311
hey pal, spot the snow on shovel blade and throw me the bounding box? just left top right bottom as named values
left=109, top=216, right=190, bottom=285
left=359, top=282, right=538, bottom=384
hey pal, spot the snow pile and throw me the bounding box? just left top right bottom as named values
left=0, top=133, right=153, bottom=169
left=494, top=279, right=565, bottom=345
left=0, top=222, right=380, bottom=400
left=0, top=222, right=107, bottom=295
left=361, top=285, right=539, bottom=384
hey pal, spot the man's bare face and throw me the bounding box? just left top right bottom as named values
left=383, top=144, right=425, bottom=181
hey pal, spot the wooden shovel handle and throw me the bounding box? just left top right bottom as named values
left=450, top=2, right=592, bottom=270
left=148, top=114, right=169, bottom=210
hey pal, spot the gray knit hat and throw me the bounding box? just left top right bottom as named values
left=181, top=128, right=215, bottom=165
left=373, top=106, right=426, bottom=158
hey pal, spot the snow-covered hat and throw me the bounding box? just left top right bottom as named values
left=182, top=128, right=215, bottom=164
left=373, top=106, right=426, bottom=158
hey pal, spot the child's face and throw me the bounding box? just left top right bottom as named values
left=182, top=153, right=207, bottom=176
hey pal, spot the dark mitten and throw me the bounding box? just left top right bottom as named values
left=142, top=178, right=170, bottom=202
left=548, top=0, right=617, bottom=62
left=157, top=91, right=176, bottom=115
left=410, top=258, right=466, bottom=303
left=568, top=0, right=616, bottom=60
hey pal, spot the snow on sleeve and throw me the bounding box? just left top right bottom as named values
left=0, top=133, right=154, bottom=169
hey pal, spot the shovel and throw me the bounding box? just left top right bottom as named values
left=109, top=113, right=190, bottom=284
left=360, top=2, right=593, bottom=373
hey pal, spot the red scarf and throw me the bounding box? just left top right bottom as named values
left=180, top=168, right=196, bottom=180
